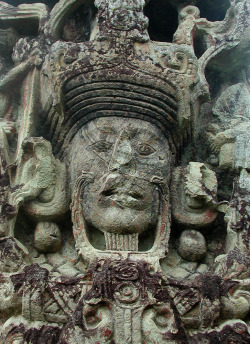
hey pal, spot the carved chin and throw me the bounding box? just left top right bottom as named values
left=81, top=176, right=160, bottom=234
left=83, top=206, right=159, bottom=234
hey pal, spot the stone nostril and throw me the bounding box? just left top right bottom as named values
left=108, top=161, right=118, bottom=172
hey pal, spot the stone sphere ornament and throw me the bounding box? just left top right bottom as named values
left=177, top=229, right=207, bottom=262
left=34, top=222, right=62, bottom=253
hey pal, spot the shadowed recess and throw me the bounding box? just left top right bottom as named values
left=144, top=0, right=179, bottom=42
left=196, top=0, right=231, bottom=21
left=2, top=0, right=58, bottom=9
left=62, top=3, right=97, bottom=42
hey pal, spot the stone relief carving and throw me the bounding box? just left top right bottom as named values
left=0, top=0, right=249, bottom=343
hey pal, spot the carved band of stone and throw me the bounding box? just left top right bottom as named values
left=105, top=233, right=139, bottom=251
left=56, top=69, right=180, bottom=156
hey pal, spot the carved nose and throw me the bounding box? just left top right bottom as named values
left=108, top=138, right=136, bottom=174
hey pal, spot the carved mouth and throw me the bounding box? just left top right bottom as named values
left=100, top=175, right=144, bottom=201
left=101, top=188, right=143, bottom=200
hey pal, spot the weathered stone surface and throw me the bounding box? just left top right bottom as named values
left=177, top=230, right=207, bottom=262
left=0, top=0, right=249, bottom=343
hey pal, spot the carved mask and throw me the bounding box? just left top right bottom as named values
left=68, top=116, right=171, bottom=250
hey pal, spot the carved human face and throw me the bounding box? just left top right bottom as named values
left=69, top=117, right=171, bottom=235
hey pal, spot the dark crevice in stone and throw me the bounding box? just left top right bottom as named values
left=62, top=4, right=97, bottom=42
left=144, top=0, right=231, bottom=44
left=205, top=62, right=244, bottom=100
left=217, top=170, right=237, bottom=202
left=196, top=0, right=231, bottom=22
left=144, top=0, right=179, bottom=43
left=138, top=224, right=155, bottom=251
left=86, top=223, right=106, bottom=250
left=193, top=30, right=207, bottom=59
left=2, top=0, right=58, bottom=9
left=0, top=18, right=39, bottom=37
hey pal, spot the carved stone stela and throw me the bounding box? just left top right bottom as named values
left=0, top=0, right=249, bottom=343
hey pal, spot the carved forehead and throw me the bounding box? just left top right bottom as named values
left=77, top=117, right=165, bottom=142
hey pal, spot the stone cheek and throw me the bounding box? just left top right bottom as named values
left=0, top=0, right=249, bottom=343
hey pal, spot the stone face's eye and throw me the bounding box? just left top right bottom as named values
left=137, top=143, right=156, bottom=156
left=90, top=141, right=113, bottom=152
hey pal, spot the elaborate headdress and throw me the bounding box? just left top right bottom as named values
left=40, top=0, right=208, bottom=158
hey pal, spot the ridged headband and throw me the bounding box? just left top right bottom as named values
left=47, top=66, right=183, bottom=157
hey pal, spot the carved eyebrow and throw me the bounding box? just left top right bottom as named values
left=143, top=136, right=158, bottom=145
left=81, top=125, right=116, bottom=142
left=144, top=127, right=159, bottom=141
left=93, top=125, right=117, bottom=135
left=135, top=129, right=159, bottom=142
left=100, top=127, right=116, bottom=134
